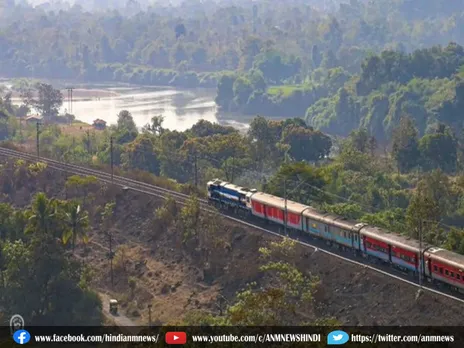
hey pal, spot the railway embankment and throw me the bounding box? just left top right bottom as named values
left=0, top=156, right=463, bottom=325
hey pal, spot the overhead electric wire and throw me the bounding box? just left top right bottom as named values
left=1, top=145, right=464, bottom=304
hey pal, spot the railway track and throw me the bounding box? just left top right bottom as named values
left=1, top=146, right=464, bottom=305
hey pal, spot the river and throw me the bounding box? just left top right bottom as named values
left=4, top=81, right=264, bottom=132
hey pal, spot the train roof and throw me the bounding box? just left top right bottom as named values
left=302, top=206, right=329, bottom=220
left=320, top=212, right=343, bottom=225
left=208, top=179, right=257, bottom=194
left=207, top=179, right=223, bottom=186
left=332, top=217, right=365, bottom=231
left=251, top=192, right=310, bottom=214
left=360, top=225, right=424, bottom=252
left=223, top=183, right=257, bottom=194
left=424, top=247, right=464, bottom=270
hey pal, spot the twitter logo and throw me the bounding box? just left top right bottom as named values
left=327, top=330, right=349, bottom=345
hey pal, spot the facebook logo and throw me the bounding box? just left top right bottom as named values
left=13, top=330, right=31, bottom=345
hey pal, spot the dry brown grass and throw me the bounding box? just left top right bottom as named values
left=59, top=123, right=103, bottom=137
left=2, top=158, right=464, bottom=327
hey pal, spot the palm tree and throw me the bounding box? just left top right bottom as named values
left=62, top=202, right=89, bottom=252
left=62, top=201, right=89, bottom=253
left=27, top=192, right=57, bottom=236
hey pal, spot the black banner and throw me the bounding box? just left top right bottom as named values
left=1, top=326, right=462, bottom=347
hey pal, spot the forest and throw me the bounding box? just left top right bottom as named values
left=2, top=1, right=464, bottom=139
left=2, top=0, right=464, bottom=86
left=0, top=191, right=102, bottom=326
left=3, top=0, right=464, bottom=331
left=2, top=77, right=464, bottom=258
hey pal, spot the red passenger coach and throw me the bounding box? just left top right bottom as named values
left=424, top=248, right=464, bottom=291
left=251, top=200, right=265, bottom=215
left=360, top=226, right=421, bottom=272
left=250, top=192, right=309, bottom=229
left=363, top=236, right=390, bottom=261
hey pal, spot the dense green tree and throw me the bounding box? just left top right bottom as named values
left=26, top=192, right=59, bottom=237
left=32, top=83, right=63, bottom=120
left=188, top=120, right=237, bottom=138
left=416, top=169, right=455, bottom=220
left=1, top=235, right=101, bottom=325
left=281, top=125, right=332, bottom=162
left=123, top=134, right=160, bottom=175
left=61, top=201, right=90, bottom=253
left=175, top=23, right=186, bottom=40
left=266, top=162, right=327, bottom=206
left=226, top=238, right=320, bottom=325
left=114, top=110, right=138, bottom=144
left=406, top=185, right=441, bottom=241
left=311, top=44, right=322, bottom=69
left=146, top=115, right=165, bottom=136
left=419, top=124, right=458, bottom=173
left=232, top=76, right=253, bottom=105
left=0, top=192, right=101, bottom=326
left=215, top=74, right=236, bottom=109
left=392, top=117, right=421, bottom=173
left=344, top=128, right=377, bottom=154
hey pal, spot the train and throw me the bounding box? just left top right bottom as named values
left=207, top=178, right=464, bottom=293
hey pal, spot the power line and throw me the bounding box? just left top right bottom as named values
left=107, top=231, right=114, bottom=289
left=36, top=121, right=40, bottom=160
left=110, top=136, right=114, bottom=183
left=33, top=127, right=458, bottom=235
left=67, top=88, right=74, bottom=114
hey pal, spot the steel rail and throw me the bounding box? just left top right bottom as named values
left=1, top=146, right=464, bottom=305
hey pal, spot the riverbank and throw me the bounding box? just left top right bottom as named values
left=10, top=88, right=120, bottom=101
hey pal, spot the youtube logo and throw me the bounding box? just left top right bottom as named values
left=165, top=332, right=187, bottom=345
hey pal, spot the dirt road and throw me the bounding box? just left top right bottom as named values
left=99, top=293, right=141, bottom=334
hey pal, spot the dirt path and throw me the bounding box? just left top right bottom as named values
left=99, top=292, right=141, bottom=333
left=73, top=250, right=142, bottom=330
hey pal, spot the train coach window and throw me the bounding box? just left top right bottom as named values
left=433, top=265, right=438, bottom=272
left=445, top=269, right=449, bottom=276
left=324, top=225, right=329, bottom=232
left=403, top=255, right=411, bottom=262
left=373, top=245, right=387, bottom=253
left=439, top=267, right=443, bottom=274
left=457, top=274, right=461, bottom=280
left=451, top=272, right=455, bottom=278
left=366, top=241, right=372, bottom=248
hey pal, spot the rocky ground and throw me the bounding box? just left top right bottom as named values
left=1, top=158, right=464, bottom=326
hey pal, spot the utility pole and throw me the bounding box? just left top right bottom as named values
left=63, top=152, right=69, bottom=200
left=284, top=178, right=287, bottom=236
left=36, top=121, right=40, bottom=160
left=67, top=87, right=74, bottom=114
left=110, top=136, right=114, bottom=183
left=418, top=219, right=423, bottom=288
left=283, top=149, right=289, bottom=236
left=283, top=175, right=309, bottom=238
left=86, top=130, right=91, bottom=154
left=193, top=151, right=198, bottom=187
left=231, top=156, right=235, bottom=183
left=19, top=116, right=22, bottom=142
left=108, top=232, right=114, bottom=289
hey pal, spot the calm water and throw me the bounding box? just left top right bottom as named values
left=5, top=81, right=261, bottom=132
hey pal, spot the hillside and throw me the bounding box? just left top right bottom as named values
left=1, top=157, right=464, bottom=326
